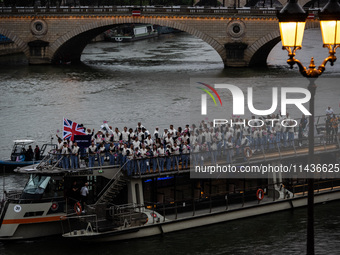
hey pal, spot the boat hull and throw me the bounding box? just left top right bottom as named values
left=104, top=33, right=158, bottom=43
left=63, top=188, right=340, bottom=242
left=0, top=159, right=40, bottom=166
left=0, top=159, right=41, bottom=172
left=0, top=201, right=66, bottom=240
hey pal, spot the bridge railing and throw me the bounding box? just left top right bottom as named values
left=0, top=6, right=290, bottom=16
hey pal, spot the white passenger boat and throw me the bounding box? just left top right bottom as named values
left=1, top=146, right=340, bottom=241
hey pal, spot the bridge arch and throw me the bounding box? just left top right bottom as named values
left=246, top=30, right=281, bottom=67
left=0, top=27, right=29, bottom=58
left=246, top=20, right=319, bottom=67
left=50, top=17, right=226, bottom=64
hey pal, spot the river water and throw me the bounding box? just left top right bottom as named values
left=0, top=29, right=340, bottom=253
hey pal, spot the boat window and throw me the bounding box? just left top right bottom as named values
left=24, top=211, right=44, bottom=217
left=23, top=174, right=51, bottom=195
left=14, top=146, right=21, bottom=154
left=12, top=145, right=25, bottom=155
left=135, top=183, right=140, bottom=205
left=43, top=177, right=64, bottom=198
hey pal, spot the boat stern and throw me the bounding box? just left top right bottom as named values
left=0, top=200, right=65, bottom=240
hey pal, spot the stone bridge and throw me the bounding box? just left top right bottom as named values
left=0, top=6, right=319, bottom=67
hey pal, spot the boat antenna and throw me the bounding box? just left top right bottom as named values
left=2, top=166, right=5, bottom=201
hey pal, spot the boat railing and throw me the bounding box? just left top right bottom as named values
left=39, top=143, right=57, bottom=160
left=143, top=179, right=340, bottom=222
left=31, top=151, right=121, bottom=172
left=144, top=183, right=273, bottom=221
left=5, top=193, right=65, bottom=204
left=126, top=133, right=339, bottom=178
left=35, top=151, right=59, bottom=169
left=108, top=203, right=143, bottom=215
left=60, top=214, right=99, bottom=236
left=61, top=203, right=148, bottom=235
left=106, top=203, right=145, bottom=221
left=109, top=203, right=149, bottom=227
left=4, top=190, right=22, bottom=200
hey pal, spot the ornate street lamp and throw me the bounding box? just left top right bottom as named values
left=277, top=0, right=340, bottom=77
left=277, top=1, right=340, bottom=254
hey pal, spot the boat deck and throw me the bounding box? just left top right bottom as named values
left=61, top=184, right=340, bottom=240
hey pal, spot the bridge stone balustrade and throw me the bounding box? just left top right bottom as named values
left=194, top=0, right=314, bottom=8
left=0, top=7, right=319, bottom=67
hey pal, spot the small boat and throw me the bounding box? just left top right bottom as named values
left=0, top=140, right=56, bottom=170
left=104, top=24, right=158, bottom=42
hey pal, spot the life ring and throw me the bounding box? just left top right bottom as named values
left=115, top=37, right=123, bottom=42
left=244, top=147, right=252, bottom=158
left=51, top=202, right=59, bottom=211
left=74, top=202, right=82, bottom=216
left=256, top=188, right=264, bottom=200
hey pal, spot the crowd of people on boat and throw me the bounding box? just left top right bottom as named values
left=325, top=107, right=340, bottom=144
left=55, top=109, right=339, bottom=174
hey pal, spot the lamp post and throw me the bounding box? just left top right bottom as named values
left=277, top=0, right=340, bottom=254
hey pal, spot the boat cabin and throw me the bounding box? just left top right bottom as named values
left=10, top=140, right=35, bottom=161
left=9, top=140, right=56, bottom=162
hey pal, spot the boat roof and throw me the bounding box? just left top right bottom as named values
left=13, top=140, right=35, bottom=145
left=14, top=164, right=73, bottom=174
left=14, top=163, right=120, bottom=178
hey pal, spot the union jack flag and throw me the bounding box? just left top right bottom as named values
left=63, top=118, right=86, bottom=141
